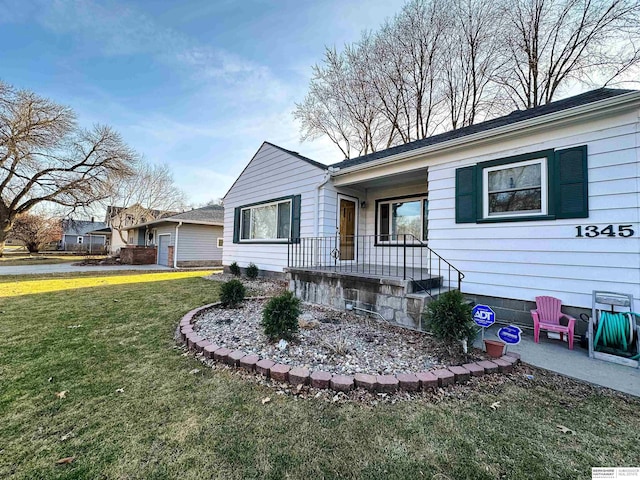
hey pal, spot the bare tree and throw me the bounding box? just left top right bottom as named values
left=105, top=162, right=187, bottom=244
left=294, top=0, right=449, bottom=157
left=295, top=0, right=640, bottom=157
left=385, top=0, right=448, bottom=141
left=0, top=81, right=136, bottom=256
left=442, top=0, right=506, bottom=128
left=497, top=0, right=640, bottom=109
left=294, top=46, right=387, bottom=158
left=11, top=212, right=62, bottom=253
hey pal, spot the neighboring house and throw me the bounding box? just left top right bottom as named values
left=60, top=219, right=108, bottom=252
left=105, top=205, right=176, bottom=254
left=125, top=204, right=224, bottom=267
left=223, top=88, right=640, bottom=330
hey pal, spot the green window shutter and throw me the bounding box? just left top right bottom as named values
left=291, top=195, right=301, bottom=243
left=553, top=146, right=588, bottom=219
left=455, top=166, right=477, bottom=223
left=232, top=207, right=241, bottom=243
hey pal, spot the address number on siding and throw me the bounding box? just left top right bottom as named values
left=575, top=224, right=635, bottom=238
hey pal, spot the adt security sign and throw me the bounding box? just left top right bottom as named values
left=472, top=304, right=495, bottom=328
left=498, top=325, right=522, bottom=345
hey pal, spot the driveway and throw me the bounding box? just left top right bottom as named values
left=0, top=263, right=172, bottom=275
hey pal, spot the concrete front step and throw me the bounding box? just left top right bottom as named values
left=409, top=275, right=443, bottom=293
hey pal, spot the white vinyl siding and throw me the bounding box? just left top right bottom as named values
left=426, top=108, right=640, bottom=309
left=223, top=143, right=328, bottom=272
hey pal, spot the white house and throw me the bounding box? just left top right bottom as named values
left=223, top=89, right=640, bottom=329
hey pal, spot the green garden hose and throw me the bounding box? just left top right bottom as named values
left=593, top=311, right=640, bottom=360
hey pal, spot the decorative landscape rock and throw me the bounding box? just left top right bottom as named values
left=176, top=300, right=519, bottom=396
left=192, top=298, right=465, bottom=376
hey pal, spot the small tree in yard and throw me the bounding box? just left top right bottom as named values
left=12, top=212, right=62, bottom=253
left=0, top=80, right=137, bottom=256
left=229, top=261, right=241, bottom=276
left=262, top=291, right=301, bottom=341
left=245, top=262, right=259, bottom=279
left=424, top=290, right=476, bottom=353
left=219, top=279, right=246, bottom=308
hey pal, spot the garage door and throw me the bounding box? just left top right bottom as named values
left=158, top=235, right=170, bottom=265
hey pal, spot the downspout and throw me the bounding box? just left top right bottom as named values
left=315, top=170, right=332, bottom=236
left=173, top=221, right=182, bottom=269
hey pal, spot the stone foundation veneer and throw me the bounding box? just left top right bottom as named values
left=177, top=302, right=519, bottom=395
left=286, top=269, right=429, bottom=330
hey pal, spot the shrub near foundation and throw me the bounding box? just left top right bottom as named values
left=245, top=262, right=259, bottom=279
left=424, top=290, right=475, bottom=349
left=262, top=291, right=301, bottom=341
left=229, top=261, right=241, bottom=276
left=220, top=279, right=246, bottom=308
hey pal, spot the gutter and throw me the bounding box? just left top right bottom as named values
left=173, top=221, right=182, bottom=269
left=314, top=170, right=332, bottom=236
left=331, top=91, right=640, bottom=178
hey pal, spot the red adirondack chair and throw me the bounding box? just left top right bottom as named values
left=531, top=296, right=576, bottom=350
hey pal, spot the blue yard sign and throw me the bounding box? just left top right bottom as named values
left=472, top=304, right=495, bottom=328
left=498, top=325, right=522, bottom=345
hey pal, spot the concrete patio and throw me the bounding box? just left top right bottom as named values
left=475, top=324, right=640, bottom=397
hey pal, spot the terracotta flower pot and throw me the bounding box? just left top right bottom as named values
left=484, top=339, right=506, bottom=358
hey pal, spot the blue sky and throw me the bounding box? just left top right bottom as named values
left=0, top=0, right=404, bottom=204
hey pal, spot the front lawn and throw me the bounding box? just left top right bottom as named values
left=0, top=254, right=105, bottom=267
left=1, top=271, right=638, bottom=479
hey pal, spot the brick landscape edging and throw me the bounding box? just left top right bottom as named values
left=177, top=302, right=520, bottom=394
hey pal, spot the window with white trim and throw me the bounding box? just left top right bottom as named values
left=217, top=238, right=223, bottom=248
left=482, top=157, right=547, bottom=218
left=77, top=236, right=83, bottom=244
left=377, top=196, right=428, bottom=242
left=240, top=199, right=291, bottom=241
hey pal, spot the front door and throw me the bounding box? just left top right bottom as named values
left=339, top=198, right=356, bottom=261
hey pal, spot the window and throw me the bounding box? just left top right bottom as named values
left=483, top=158, right=547, bottom=218
left=77, top=236, right=83, bottom=244
left=240, top=199, right=291, bottom=241
left=217, top=238, right=223, bottom=248
left=455, top=146, right=588, bottom=223
left=377, top=196, right=428, bottom=242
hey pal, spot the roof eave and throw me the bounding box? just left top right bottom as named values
left=330, top=90, right=640, bottom=178
left=124, top=218, right=224, bottom=230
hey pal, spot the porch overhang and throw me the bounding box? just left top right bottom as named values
left=331, top=167, right=428, bottom=189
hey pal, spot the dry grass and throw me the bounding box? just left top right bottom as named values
left=0, top=271, right=638, bottom=479
left=0, top=254, right=104, bottom=267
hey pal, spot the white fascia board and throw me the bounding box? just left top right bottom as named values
left=124, top=219, right=224, bottom=230
left=330, top=91, right=640, bottom=181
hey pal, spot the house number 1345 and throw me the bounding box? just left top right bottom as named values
left=575, top=224, right=635, bottom=237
